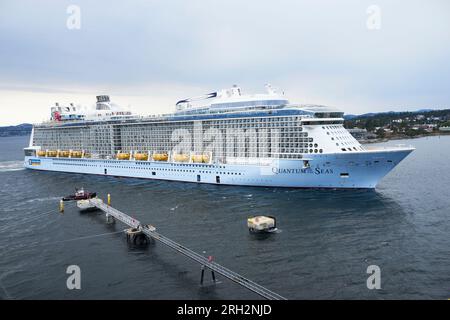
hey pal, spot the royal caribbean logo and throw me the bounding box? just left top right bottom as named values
left=29, top=159, right=41, bottom=166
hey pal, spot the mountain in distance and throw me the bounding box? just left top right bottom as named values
left=0, top=123, right=32, bottom=137
left=344, top=108, right=438, bottom=120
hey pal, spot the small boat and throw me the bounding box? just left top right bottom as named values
left=191, top=154, right=210, bottom=163
left=247, top=216, right=277, bottom=233
left=70, top=151, right=83, bottom=158
left=134, top=153, right=149, bottom=161
left=152, top=153, right=168, bottom=161
left=62, top=187, right=97, bottom=201
left=58, top=150, right=70, bottom=157
left=173, top=154, right=189, bottom=162
left=117, top=153, right=130, bottom=160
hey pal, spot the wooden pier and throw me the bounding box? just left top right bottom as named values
left=88, top=197, right=287, bottom=300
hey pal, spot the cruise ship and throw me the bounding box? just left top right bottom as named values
left=23, top=85, right=414, bottom=188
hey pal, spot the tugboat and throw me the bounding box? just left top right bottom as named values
left=62, top=187, right=97, bottom=201
left=61, top=187, right=99, bottom=212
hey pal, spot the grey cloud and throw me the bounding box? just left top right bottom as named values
left=0, top=0, right=449, bottom=114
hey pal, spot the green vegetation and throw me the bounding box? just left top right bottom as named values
left=345, top=109, right=450, bottom=139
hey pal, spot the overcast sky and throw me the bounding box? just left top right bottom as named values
left=0, top=0, right=449, bottom=125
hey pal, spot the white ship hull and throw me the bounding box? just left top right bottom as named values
left=24, top=147, right=413, bottom=189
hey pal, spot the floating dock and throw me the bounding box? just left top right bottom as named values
left=88, top=197, right=286, bottom=300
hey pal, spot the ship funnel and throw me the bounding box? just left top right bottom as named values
left=96, top=95, right=110, bottom=103
left=96, top=95, right=111, bottom=111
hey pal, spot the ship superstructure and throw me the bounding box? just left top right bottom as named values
left=24, top=86, right=414, bottom=188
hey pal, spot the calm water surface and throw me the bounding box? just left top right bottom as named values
left=0, top=135, right=449, bottom=299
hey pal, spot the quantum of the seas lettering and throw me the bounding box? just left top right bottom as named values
left=272, top=167, right=333, bottom=175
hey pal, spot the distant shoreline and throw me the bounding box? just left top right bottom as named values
left=361, top=131, right=450, bottom=144
left=0, top=123, right=32, bottom=137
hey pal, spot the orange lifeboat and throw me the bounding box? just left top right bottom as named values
left=134, top=153, right=148, bottom=161
left=70, top=151, right=82, bottom=158
left=152, top=153, right=168, bottom=161
left=191, top=154, right=210, bottom=163
left=117, top=153, right=130, bottom=160
left=173, top=154, right=189, bottom=162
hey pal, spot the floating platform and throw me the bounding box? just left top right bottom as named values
left=247, top=216, right=277, bottom=233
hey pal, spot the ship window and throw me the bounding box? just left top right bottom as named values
left=341, top=148, right=346, bottom=151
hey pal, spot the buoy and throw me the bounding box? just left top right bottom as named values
left=107, top=194, right=111, bottom=206
left=59, top=199, right=64, bottom=213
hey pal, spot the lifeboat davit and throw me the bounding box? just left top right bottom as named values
left=58, top=150, right=70, bottom=157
